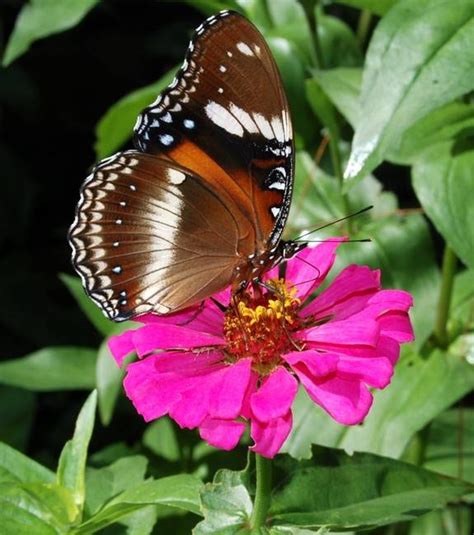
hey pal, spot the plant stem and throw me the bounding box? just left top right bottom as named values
left=300, top=0, right=324, bottom=68
left=328, top=133, right=352, bottom=233
left=434, top=246, right=457, bottom=348
left=356, top=9, right=372, bottom=49
left=250, top=453, right=272, bottom=530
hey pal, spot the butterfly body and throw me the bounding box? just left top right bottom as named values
left=69, top=10, right=304, bottom=321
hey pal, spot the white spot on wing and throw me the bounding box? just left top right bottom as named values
left=167, top=169, right=186, bottom=185
left=205, top=101, right=244, bottom=137
left=229, top=103, right=258, bottom=134
left=183, top=118, right=195, bottom=129
left=253, top=113, right=274, bottom=140
left=271, top=116, right=285, bottom=143
left=160, top=134, right=174, bottom=146
left=219, top=65, right=227, bottom=73
left=271, top=206, right=281, bottom=218
left=237, top=42, right=253, bottom=56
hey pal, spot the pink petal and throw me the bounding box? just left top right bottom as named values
left=199, top=418, right=246, bottom=451
left=378, top=312, right=414, bottom=343
left=263, top=265, right=280, bottom=281
left=241, top=371, right=259, bottom=419
left=328, top=334, right=401, bottom=365
left=368, top=289, right=413, bottom=311
left=153, top=350, right=223, bottom=375
left=250, top=411, right=293, bottom=458
left=285, top=350, right=339, bottom=378
left=285, top=238, right=347, bottom=301
left=302, top=265, right=380, bottom=319
left=296, top=366, right=373, bottom=425
left=208, top=358, right=253, bottom=419
left=108, top=330, right=136, bottom=367
left=336, top=355, right=394, bottom=388
left=298, top=318, right=380, bottom=348
left=132, top=324, right=225, bottom=357
left=250, top=367, right=298, bottom=422
left=123, top=357, right=184, bottom=422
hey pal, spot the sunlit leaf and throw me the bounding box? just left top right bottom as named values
left=345, top=0, right=474, bottom=182
left=57, top=391, right=97, bottom=514
left=0, top=347, right=97, bottom=391
left=412, top=139, right=474, bottom=270
left=2, top=0, right=99, bottom=66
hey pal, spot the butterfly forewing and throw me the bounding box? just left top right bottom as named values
left=69, top=151, right=252, bottom=320
left=134, top=10, right=294, bottom=248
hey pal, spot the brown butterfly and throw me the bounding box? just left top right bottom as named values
left=69, top=10, right=304, bottom=321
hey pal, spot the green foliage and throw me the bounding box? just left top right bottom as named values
left=2, top=0, right=474, bottom=533
left=2, top=0, right=99, bottom=66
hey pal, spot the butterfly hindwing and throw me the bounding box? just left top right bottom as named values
left=69, top=151, right=252, bottom=320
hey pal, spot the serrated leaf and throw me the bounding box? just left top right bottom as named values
left=0, top=347, right=97, bottom=391
left=94, top=69, right=176, bottom=159
left=59, top=274, right=114, bottom=336
left=283, top=348, right=474, bottom=461
left=2, top=0, right=99, bottom=66
left=270, top=446, right=473, bottom=530
left=194, top=469, right=253, bottom=535
left=57, top=391, right=97, bottom=514
left=412, top=139, right=474, bottom=270
left=0, top=441, right=54, bottom=484
left=345, top=0, right=474, bottom=181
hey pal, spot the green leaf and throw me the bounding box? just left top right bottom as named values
left=306, top=78, right=341, bottom=139
left=283, top=348, right=474, bottom=461
left=451, top=268, right=474, bottom=327
left=96, top=323, right=135, bottom=426
left=266, top=0, right=316, bottom=66
left=0, top=441, right=54, bottom=484
left=59, top=274, right=114, bottom=336
left=423, top=409, right=474, bottom=484
left=194, top=469, right=253, bottom=535
left=0, top=386, right=35, bottom=450
left=85, top=455, right=148, bottom=515
left=0, top=482, right=77, bottom=533
left=345, top=0, right=474, bottom=181
left=184, top=0, right=241, bottom=16
left=77, top=475, right=202, bottom=533
left=0, top=347, right=97, bottom=391
left=236, top=0, right=273, bottom=29
left=390, top=101, right=474, bottom=164
left=270, top=446, right=473, bottom=530
left=94, top=69, right=176, bottom=159
left=2, top=0, right=99, bottom=66
left=313, top=67, right=362, bottom=128
left=335, top=0, right=399, bottom=16
left=57, top=390, right=97, bottom=514
left=412, top=139, right=474, bottom=270
left=143, top=418, right=180, bottom=462
left=318, top=13, right=363, bottom=68
left=266, top=36, right=316, bottom=148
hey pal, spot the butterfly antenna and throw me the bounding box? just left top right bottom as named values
left=295, top=205, right=373, bottom=241
left=300, top=238, right=372, bottom=243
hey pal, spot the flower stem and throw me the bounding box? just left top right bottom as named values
left=434, top=245, right=457, bottom=348
left=250, top=453, right=272, bottom=530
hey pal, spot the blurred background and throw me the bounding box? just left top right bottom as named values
left=1, top=1, right=472, bottom=532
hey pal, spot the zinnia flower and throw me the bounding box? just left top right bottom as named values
left=109, top=238, right=414, bottom=458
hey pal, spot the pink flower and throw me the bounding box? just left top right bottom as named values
left=109, top=238, right=414, bottom=458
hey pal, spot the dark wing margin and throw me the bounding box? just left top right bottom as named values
left=69, top=151, right=249, bottom=320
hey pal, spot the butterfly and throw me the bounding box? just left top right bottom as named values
left=69, top=10, right=305, bottom=321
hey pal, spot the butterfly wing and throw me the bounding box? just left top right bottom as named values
left=70, top=11, right=295, bottom=320
left=69, top=151, right=252, bottom=320
left=134, top=10, right=294, bottom=251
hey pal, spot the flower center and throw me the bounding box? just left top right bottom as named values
left=223, top=278, right=301, bottom=374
